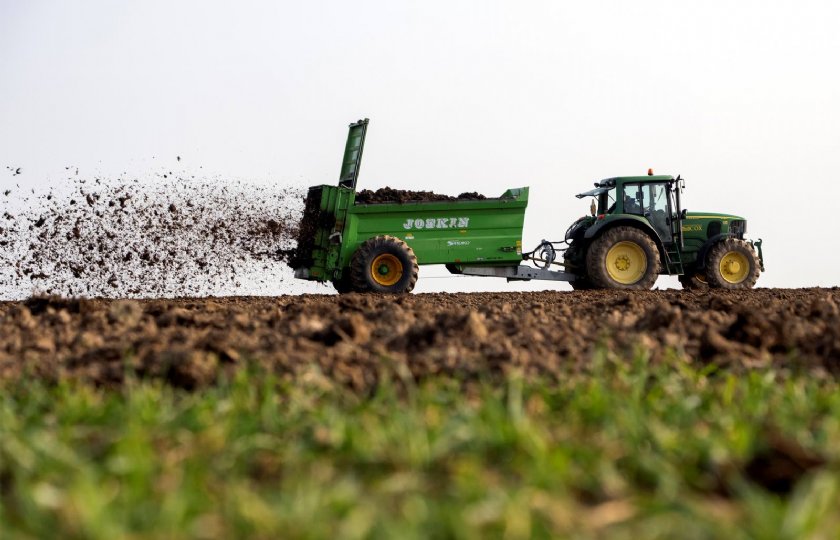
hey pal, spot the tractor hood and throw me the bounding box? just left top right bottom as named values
left=684, top=212, right=745, bottom=222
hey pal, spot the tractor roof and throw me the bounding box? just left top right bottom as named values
left=578, top=174, right=677, bottom=198
left=597, top=175, right=674, bottom=187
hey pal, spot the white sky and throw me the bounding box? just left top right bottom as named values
left=2, top=0, right=839, bottom=293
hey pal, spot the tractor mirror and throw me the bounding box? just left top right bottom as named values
left=590, top=199, right=596, bottom=216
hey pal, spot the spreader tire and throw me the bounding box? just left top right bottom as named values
left=350, top=235, right=419, bottom=294
left=705, top=238, right=760, bottom=289
left=586, top=226, right=660, bottom=290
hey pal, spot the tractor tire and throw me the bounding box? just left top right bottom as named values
left=331, top=275, right=357, bottom=294
left=585, top=226, right=660, bottom=290
left=570, top=277, right=595, bottom=290
left=563, top=249, right=592, bottom=290
left=705, top=238, right=760, bottom=289
left=678, top=272, right=709, bottom=291
left=350, top=235, right=419, bottom=294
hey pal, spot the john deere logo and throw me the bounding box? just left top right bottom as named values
left=403, top=217, right=470, bottom=230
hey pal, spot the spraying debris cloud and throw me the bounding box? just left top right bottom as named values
left=0, top=169, right=305, bottom=299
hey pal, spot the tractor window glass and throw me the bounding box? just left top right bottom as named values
left=623, top=183, right=671, bottom=240
left=647, top=183, right=671, bottom=240
left=622, top=184, right=645, bottom=215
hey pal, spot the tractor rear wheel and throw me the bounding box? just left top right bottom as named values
left=705, top=238, right=760, bottom=289
left=563, top=249, right=593, bottom=290
left=678, top=272, right=709, bottom=291
left=586, top=227, right=660, bottom=290
left=570, top=277, right=595, bottom=290
left=350, top=235, right=419, bottom=293
left=332, top=274, right=357, bottom=294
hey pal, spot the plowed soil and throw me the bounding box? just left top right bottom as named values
left=1, top=288, right=838, bottom=390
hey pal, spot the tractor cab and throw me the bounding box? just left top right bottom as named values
left=576, top=173, right=684, bottom=248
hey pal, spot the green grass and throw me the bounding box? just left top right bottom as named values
left=2, top=352, right=840, bottom=539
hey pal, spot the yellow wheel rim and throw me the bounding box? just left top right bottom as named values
left=719, top=251, right=749, bottom=284
left=370, top=254, right=403, bottom=286
left=606, top=241, right=647, bottom=285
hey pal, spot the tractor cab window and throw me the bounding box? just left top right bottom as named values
left=622, top=184, right=642, bottom=215
left=623, top=183, right=672, bottom=241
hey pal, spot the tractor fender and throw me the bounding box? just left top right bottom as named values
left=583, top=216, right=668, bottom=266
left=695, top=233, right=735, bottom=270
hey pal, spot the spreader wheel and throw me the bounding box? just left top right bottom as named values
left=705, top=238, right=760, bottom=289
left=350, top=235, right=419, bottom=293
left=586, top=226, right=660, bottom=290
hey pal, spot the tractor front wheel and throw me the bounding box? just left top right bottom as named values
left=350, top=235, right=419, bottom=293
left=586, top=227, right=660, bottom=290
left=705, top=238, right=760, bottom=289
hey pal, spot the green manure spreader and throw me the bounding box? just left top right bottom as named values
left=292, top=119, right=764, bottom=293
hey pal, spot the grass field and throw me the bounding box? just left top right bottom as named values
left=2, top=351, right=840, bottom=539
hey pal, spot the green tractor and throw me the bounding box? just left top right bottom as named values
left=560, top=172, right=764, bottom=290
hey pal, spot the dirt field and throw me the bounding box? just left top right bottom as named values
left=1, top=288, right=838, bottom=389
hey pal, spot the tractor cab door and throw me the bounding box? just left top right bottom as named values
left=624, top=182, right=674, bottom=244
left=667, top=181, right=683, bottom=248
left=670, top=178, right=684, bottom=248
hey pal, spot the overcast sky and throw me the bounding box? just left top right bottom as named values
left=2, top=0, right=839, bottom=294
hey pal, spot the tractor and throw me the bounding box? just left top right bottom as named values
left=558, top=172, right=764, bottom=290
